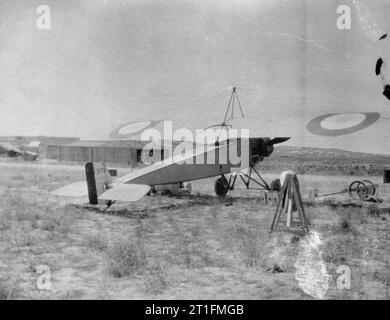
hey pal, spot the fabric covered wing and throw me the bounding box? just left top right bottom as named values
left=99, top=184, right=150, bottom=202
left=51, top=181, right=88, bottom=197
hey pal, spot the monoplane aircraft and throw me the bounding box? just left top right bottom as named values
left=52, top=88, right=290, bottom=205
left=0, top=142, right=23, bottom=157
left=0, top=142, right=38, bottom=161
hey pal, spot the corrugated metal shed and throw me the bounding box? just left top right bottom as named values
left=42, top=140, right=165, bottom=164
left=64, top=140, right=153, bottom=149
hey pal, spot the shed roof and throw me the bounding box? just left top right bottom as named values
left=56, top=140, right=164, bottom=149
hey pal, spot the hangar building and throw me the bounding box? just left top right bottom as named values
left=40, top=140, right=165, bottom=165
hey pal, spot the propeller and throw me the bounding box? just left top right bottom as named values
left=269, top=137, right=291, bottom=145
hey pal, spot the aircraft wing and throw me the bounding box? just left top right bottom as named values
left=99, top=184, right=150, bottom=202
left=51, top=181, right=88, bottom=198
left=111, top=143, right=229, bottom=186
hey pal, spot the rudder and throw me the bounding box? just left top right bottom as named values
left=85, top=162, right=112, bottom=204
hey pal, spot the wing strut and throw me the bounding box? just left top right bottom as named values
left=205, top=87, right=246, bottom=143
left=222, top=86, right=245, bottom=124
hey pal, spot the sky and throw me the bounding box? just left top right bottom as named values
left=1, top=0, right=390, bottom=153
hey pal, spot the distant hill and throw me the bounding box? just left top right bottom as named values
left=273, top=146, right=390, bottom=161
left=263, top=146, right=390, bottom=176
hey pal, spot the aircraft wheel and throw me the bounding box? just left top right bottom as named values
left=270, top=178, right=281, bottom=191
left=214, top=176, right=230, bottom=197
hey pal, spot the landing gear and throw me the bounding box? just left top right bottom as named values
left=228, top=166, right=270, bottom=191
left=105, top=200, right=116, bottom=209
left=214, top=166, right=272, bottom=197
left=214, top=176, right=230, bottom=197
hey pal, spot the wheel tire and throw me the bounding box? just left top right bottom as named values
left=270, top=178, right=281, bottom=191
left=214, top=176, right=229, bottom=197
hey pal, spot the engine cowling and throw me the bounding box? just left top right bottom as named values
left=249, top=138, right=273, bottom=166
left=248, top=137, right=290, bottom=166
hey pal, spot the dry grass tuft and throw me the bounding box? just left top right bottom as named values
left=39, top=206, right=76, bottom=236
left=0, top=275, right=19, bottom=300
left=0, top=282, right=10, bottom=300
left=322, top=207, right=364, bottom=266
left=229, top=223, right=262, bottom=267
left=85, top=233, right=108, bottom=251
left=0, top=212, right=12, bottom=231
left=331, top=209, right=360, bottom=236
left=339, top=216, right=354, bottom=234
left=108, top=237, right=146, bottom=278
left=144, top=260, right=169, bottom=295
left=322, top=241, right=348, bottom=264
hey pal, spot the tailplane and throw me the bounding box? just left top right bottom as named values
left=51, top=162, right=150, bottom=204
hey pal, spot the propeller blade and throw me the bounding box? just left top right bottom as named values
left=269, top=137, right=291, bottom=145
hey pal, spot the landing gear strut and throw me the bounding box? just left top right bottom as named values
left=214, top=166, right=276, bottom=197
left=228, top=166, right=270, bottom=190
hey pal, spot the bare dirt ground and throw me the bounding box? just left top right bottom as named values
left=0, top=161, right=389, bottom=300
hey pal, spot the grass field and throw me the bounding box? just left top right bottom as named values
left=0, top=161, right=389, bottom=299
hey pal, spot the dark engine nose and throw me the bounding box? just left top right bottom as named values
left=249, top=138, right=273, bottom=166
left=248, top=137, right=290, bottom=166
